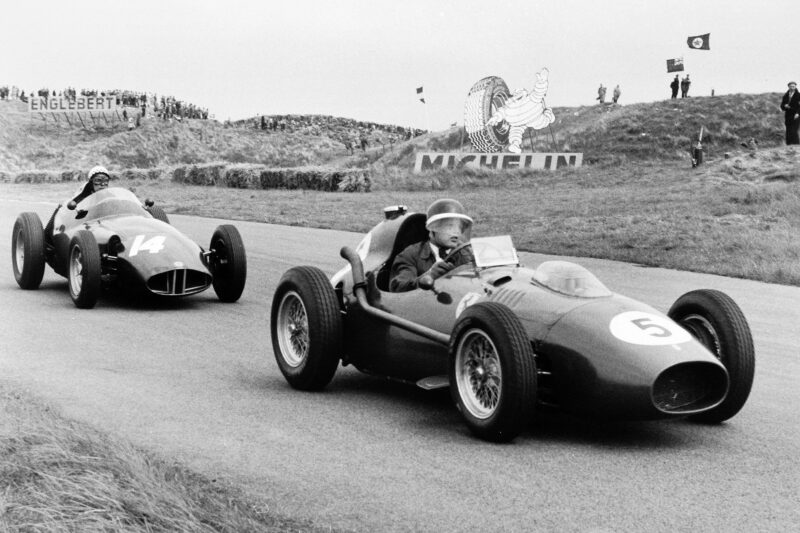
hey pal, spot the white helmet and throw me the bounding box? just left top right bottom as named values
left=88, top=165, right=110, bottom=181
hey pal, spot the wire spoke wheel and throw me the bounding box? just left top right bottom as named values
left=456, top=329, right=503, bottom=419
left=12, top=212, right=46, bottom=290
left=270, top=266, right=342, bottom=391
left=449, top=302, right=537, bottom=442
left=276, top=291, right=310, bottom=368
left=668, top=289, right=755, bottom=423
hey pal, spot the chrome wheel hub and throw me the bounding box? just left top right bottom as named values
left=277, top=291, right=309, bottom=367
left=455, top=329, right=502, bottom=419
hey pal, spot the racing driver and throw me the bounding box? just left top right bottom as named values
left=390, top=198, right=474, bottom=292
left=44, top=165, right=111, bottom=244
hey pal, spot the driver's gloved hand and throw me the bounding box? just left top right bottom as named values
left=426, top=260, right=455, bottom=280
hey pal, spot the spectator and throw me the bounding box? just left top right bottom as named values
left=780, top=81, right=800, bottom=145
left=681, top=75, right=691, bottom=98
left=670, top=75, right=679, bottom=99
left=612, top=84, right=621, bottom=104
left=596, top=84, right=606, bottom=104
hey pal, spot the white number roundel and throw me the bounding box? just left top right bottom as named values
left=609, top=311, right=692, bottom=346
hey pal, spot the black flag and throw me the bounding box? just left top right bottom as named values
left=687, top=33, right=710, bottom=50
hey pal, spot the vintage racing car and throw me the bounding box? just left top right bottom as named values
left=12, top=187, right=247, bottom=308
left=270, top=206, right=754, bottom=442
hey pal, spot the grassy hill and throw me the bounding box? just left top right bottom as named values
left=0, top=92, right=789, bottom=175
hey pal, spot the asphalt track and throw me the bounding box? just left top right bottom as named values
left=1, top=198, right=799, bottom=532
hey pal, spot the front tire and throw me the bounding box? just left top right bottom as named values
left=68, top=230, right=102, bottom=309
left=464, top=76, right=511, bottom=153
left=209, top=224, right=247, bottom=302
left=12, top=212, right=46, bottom=290
left=271, top=266, right=342, bottom=391
left=449, top=302, right=537, bottom=442
left=668, top=289, right=755, bottom=423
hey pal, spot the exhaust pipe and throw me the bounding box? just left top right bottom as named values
left=340, top=246, right=450, bottom=346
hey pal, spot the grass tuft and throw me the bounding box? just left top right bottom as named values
left=0, top=384, right=330, bottom=532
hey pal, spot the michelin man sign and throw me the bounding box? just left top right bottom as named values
left=414, top=69, right=583, bottom=172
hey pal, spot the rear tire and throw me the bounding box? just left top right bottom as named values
left=449, top=302, right=537, bottom=442
left=464, top=76, right=511, bottom=153
left=68, top=230, right=102, bottom=309
left=209, top=225, right=247, bottom=302
left=668, top=289, right=755, bottom=423
left=12, top=212, right=46, bottom=290
left=271, top=266, right=342, bottom=391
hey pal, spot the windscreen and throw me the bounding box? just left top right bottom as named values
left=471, top=235, right=519, bottom=268
left=531, top=261, right=612, bottom=298
left=78, top=187, right=148, bottom=219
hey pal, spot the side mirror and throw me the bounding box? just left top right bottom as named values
left=67, top=200, right=77, bottom=210
left=418, top=275, right=434, bottom=291
left=144, top=198, right=154, bottom=207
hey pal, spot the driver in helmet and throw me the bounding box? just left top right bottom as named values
left=70, top=165, right=110, bottom=205
left=44, top=165, right=111, bottom=245
left=389, top=198, right=474, bottom=292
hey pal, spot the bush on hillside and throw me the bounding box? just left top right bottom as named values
left=119, top=168, right=165, bottom=181
left=14, top=171, right=61, bottom=183
left=169, top=163, right=371, bottom=192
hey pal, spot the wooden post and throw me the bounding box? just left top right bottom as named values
left=64, top=113, right=72, bottom=127
left=459, top=126, right=465, bottom=152
left=89, top=112, right=96, bottom=125
left=528, top=128, right=536, bottom=152
left=76, top=112, right=87, bottom=128
left=102, top=112, right=109, bottom=125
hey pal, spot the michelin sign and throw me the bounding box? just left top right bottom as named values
left=415, top=68, right=582, bottom=172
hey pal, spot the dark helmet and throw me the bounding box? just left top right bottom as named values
left=425, top=198, right=473, bottom=237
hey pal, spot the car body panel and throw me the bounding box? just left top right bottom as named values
left=48, top=187, right=212, bottom=295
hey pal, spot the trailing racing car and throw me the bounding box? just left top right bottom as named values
left=270, top=206, right=754, bottom=442
left=12, top=187, right=247, bottom=308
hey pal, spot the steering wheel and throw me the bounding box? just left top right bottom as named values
left=442, top=242, right=473, bottom=264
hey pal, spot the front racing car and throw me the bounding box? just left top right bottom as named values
left=270, top=207, right=754, bottom=442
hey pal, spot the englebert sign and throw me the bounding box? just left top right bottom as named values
left=414, top=68, right=582, bottom=172
left=28, top=96, right=118, bottom=113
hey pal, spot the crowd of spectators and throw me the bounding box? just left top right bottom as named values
left=236, top=113, right=426, bottom=154
left=0, top=84, right=208, bottom=121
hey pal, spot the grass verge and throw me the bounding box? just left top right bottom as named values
left=0, top=383, right=329, bottom=532
left=2, top=152, right=799, bottom=286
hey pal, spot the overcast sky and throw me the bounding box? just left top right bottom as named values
left=1, top=0, right=797, bottom=129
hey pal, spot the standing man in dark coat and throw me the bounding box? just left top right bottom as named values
left=670, top=75, right=679, bottom=99
left=781, top=81, right=800, bottom=145
left=681, top=75, right=691, bottom=98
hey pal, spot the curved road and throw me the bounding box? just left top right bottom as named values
left=2, top=199, right=799, bottom=532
